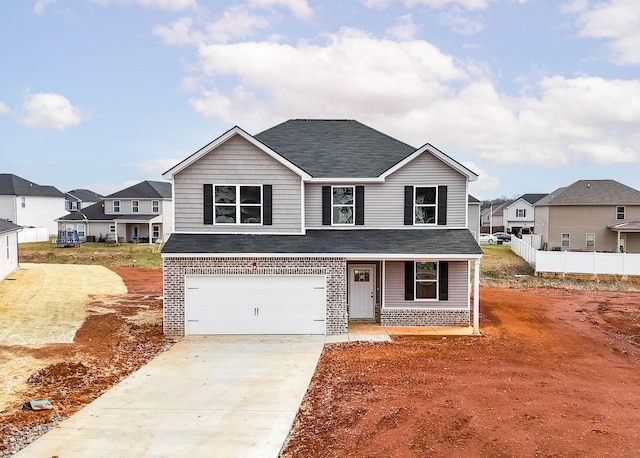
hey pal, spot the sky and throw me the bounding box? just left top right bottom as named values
left=1, top=0, right=639, bottom=200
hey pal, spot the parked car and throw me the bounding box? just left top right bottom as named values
left=478, top=233, right=497, bottom=244
left=492, top=232, right=512, bottom=242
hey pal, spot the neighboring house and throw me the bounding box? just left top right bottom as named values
left=65, top=189, right=104, bottom=212
left=161, top=119, right=483, bottom=338
left=480, top=201, right=510, bottom=231
left=504, top=193, right=547, bottom=235
left=0, top=219, right=20, bottom=281
left=0, top=173, right=67, bottom=235
left=468, top=195, right=481, bottom=240
left=535, top=180, right=640, bottom=253
left=57, top=180, right=173, bottom=243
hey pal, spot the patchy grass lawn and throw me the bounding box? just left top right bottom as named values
left=18, top=241, right=162, bottom=268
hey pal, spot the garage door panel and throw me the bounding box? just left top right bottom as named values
left=185, top=275, right=326, bottom=335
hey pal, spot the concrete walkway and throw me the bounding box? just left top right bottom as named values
left=15, top=335, right=324, bottom=458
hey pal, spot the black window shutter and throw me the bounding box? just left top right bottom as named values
left=263, top=185, right=272, bottom=225
left=439, top=261, right=449, bottom=301
left=322, top=186, right=331, bottom=226
left=437, top=185, right=447, bottom=225
left=203, top=184, right=213, bottom=225
left=404, top=261, right=414, bottom=301
left=404, top=186, right=414, bottom=225
left=355, top=186, right=364, bottom=225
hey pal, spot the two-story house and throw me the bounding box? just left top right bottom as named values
left=57, top=180, right=173, bottom=243
left=0, top=219, right=20, bottom=281
left=535, top=179, right=640, bottom=253
left=504, top=193, right=547, bottom=236
left=0, top=173, right=67, bottom=235
left=161, top=120, right=482, bottom=338
left=65, top=189, right=104, bottom=212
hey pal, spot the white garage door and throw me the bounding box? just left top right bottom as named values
left=185, top=275, right=326, bottom=335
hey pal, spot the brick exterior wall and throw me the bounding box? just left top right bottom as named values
left=381, top=308, right=470, bottom=327
left=163, top=256, right=347, bottom=338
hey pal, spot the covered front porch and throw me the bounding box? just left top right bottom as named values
left=608, top=221, right=640, bottom=253
left=113, top=215, right=164, bottom=244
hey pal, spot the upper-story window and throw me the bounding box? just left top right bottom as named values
left=332, top=186, right=354, bottom=225
left=215, top=185, right=262, bottom=224
left=152, top=200, right=159, bottom=213
left=113, top=200, right=120, bottom=213
left=616, top=206, right=625, bottom=220
left=516, top=208, right=526, bottom=218
left=414, top=186, right=437, bottom=224
left=132, top=200, right=139, bottom=213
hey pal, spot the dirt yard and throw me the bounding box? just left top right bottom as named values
left=1, top=261, right=640, bottom=457
left=0, top=265, right=167, bottom=456
left=282, top=287, right=640, bottom=458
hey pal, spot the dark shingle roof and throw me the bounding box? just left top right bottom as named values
left=536, top=180, right=640, bottom=206
left=106, top=181, right=172, bottom=199
left=0, top=219, right=21, bottom=234
left=66, top=189, right=104, bottom=201
left=468, top=195, right=481, bottom=204
left=0, top=174, right=65, bottom=197
left=57, top=202, right=110, bottom=221
left=518, top=193, right=547, bottom=205
left=254, top=120, right=417, bottom=178
left=162, top=229, right=482, bottom=256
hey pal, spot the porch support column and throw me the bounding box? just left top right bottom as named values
left=473, top=258, right=480, bottom=335
left=148, top=221, right=153, bottom=244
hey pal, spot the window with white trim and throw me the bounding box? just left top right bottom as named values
left=152, top=200, right=159, bottom=213
left=215, top=185, right=262, bottom=224
left=616, top=206, right=625, bottom=220
left=113, top=201, right=120, bottom=213
left=332, top=186, right=354, bottom=225
left=152, top=225, right=160, bottom=238
left=109, top=225, right=116, bottom=233
left=132, top=200, right=139, bottom=213
left=414, top=186, right=437, bottom=224
left=6, top=236, right=9, bottom=259
left=561, top=233, right=570, bottom=247
left=516, top=208, right=526, bottom=218
left=586, top=233, right=595, bottom=247
left=415, top=261, right=438, bottom=300
left=21, top=197, right=26, bottom=208
left=76, top=224, right=86, bottom=238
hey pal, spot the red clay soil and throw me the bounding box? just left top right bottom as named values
left=281, top=286, right=640, bottom=458
left=0, top=267, right=168, bottom=455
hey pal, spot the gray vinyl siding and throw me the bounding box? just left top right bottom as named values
left=173, top=135, right=302, bottom=233
left=305, top=152, right=468, bottom=228
left=468, top=203, right=480, bottom=240
left=384, top=260, right=469, bottom=309
left=545, top=205, right=640, bottom=252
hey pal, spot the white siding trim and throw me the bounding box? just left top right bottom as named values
left=380, top=144, right=478, bottom=182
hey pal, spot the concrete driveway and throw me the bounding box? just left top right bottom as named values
left=15, top=335, right=324, bottom=458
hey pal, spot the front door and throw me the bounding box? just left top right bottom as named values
left=349, top=264, right=376, bottom=319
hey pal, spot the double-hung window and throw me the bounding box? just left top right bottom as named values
left=616, top=206, right=625, bottom=220
left=152, top=225, right=160, bottom=238
left=414, top=186, right=437, bottom=224
left=215, top=185, right=262, bottom=224
left=415, top=261, right=438, bottom=300
left=332, top=186, right=354, bottom=225
left=113, top=201, right=120, bottom=213
left=132, top=200, right=139, bottom=213
left=152, top=200, right=159, bottom=213
left=516, top=208, right=526, bottom=218
left=586, top=233, right=595, bottom=248
left=561, top=233, right=570, bottom=247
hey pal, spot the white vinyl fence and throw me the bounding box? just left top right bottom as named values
left=17, top=227, right=49, bottom=243
left=511, top=236, right=640, bottom=277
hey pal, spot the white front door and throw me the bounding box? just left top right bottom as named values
left=349, top=264, right=375, bottom=319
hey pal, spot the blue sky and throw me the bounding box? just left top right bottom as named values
left=1, top=0, right=639, bottom=199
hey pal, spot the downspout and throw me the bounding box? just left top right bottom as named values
left=473, top=258, right=480, bottom=335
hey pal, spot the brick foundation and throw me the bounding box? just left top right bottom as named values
left=381, top=308, right=470, bottom=327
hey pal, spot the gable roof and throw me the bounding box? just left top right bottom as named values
left=106, top=181, right=172, bottom=199
left=518, top=193, right=547, bottom=205
left=536, top=180, right=640, bottom=206
left=468, top=194, right=481, bottom=204
left=0, top=219, right=21, bottom=234
left=255, top=119, right=417, bottom=178
left=66, top=189, right=104, bottom=202
left=0, top=174, right=65, bottom=197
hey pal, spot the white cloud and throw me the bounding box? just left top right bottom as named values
left=405, top=0, right=495, bottom=10
left=465, top=161, right=501, bottom=195
left=438, top=7, right=485, bottom=35
left=88, top=180, right=139, bottom=196
left=248, top=0, right=313, bottom=20
left=386, top=14, right=419, bottom=40
left=91, top=0, right=196, bottom=11
left=0, top=102, right=9, bottom=114
left=566, top=0, right=640, bottom=65
left=137, top=157, right=184, bottom=173
left=33, top=0, right=55, bottom=15
left=361, top=0, right=394, bottom=9
left=19, top=92, right=89, bottom=130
